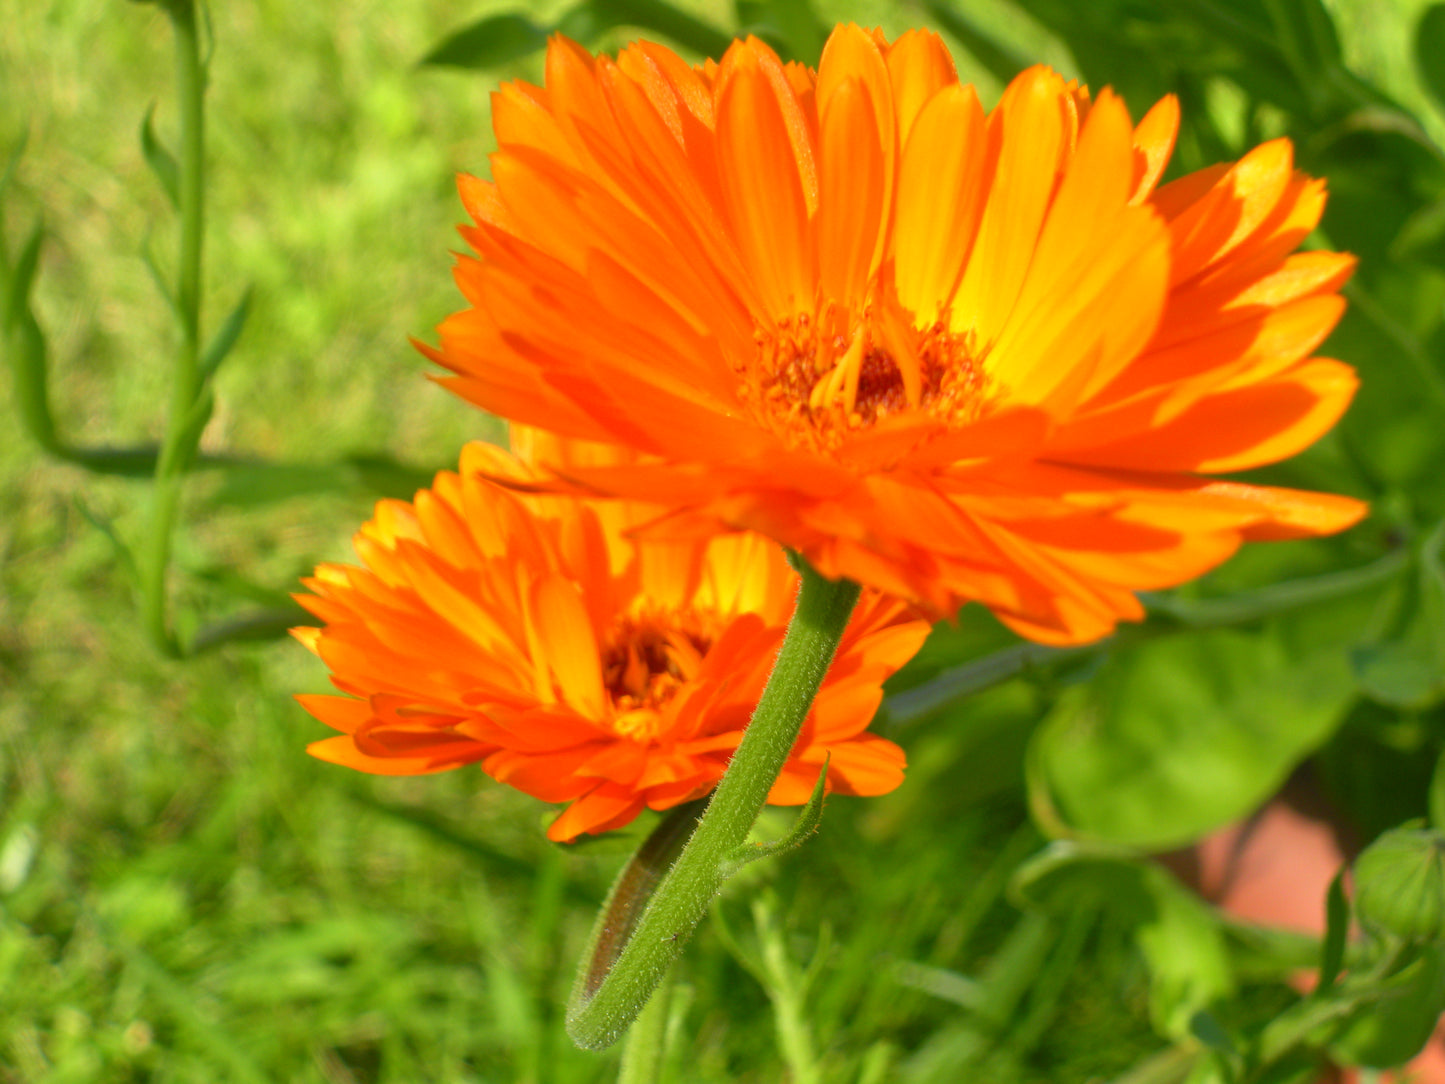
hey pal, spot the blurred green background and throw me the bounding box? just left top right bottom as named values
left=4, top=0, right=1445, bottom=1080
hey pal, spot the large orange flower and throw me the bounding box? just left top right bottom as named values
left=293, top=432, right=930, bottom=842
left=425, top=25, right=1367, bottom=645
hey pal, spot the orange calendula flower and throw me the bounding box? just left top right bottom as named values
left=425, top=25, right=1367, bottom=645
left=293, top=432, right=931, bottom=842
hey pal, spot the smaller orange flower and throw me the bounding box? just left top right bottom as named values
left=293, top=431, right=930, bottom=841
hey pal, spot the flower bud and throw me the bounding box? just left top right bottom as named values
left=1354, top=826, right=1445, bottom=943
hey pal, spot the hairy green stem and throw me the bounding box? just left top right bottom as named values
left=566, top=557, right=860, bottom=1050
left=139, top=0, right=206, bottom=658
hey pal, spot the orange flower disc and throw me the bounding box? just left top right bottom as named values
left=426, top=25, right=1368, bottom=645
left=293, top=433, right=931, bottom=842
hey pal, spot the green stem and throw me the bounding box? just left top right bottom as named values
left=566, top=557, right=860, bottom=1051
left=139, top=0, right=206, bottom=658
left=616, top=967, right=674, bottom=1084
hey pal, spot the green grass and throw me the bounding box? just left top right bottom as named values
left=3, top=0, right=1444, bottom=1080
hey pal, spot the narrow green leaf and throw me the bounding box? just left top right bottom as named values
left=199, top=285, right=252, bottom=379
left=3, top=217, right=42, bottom=330
left=1416, top=4, right=1445, bottom=111
left=75, top=497, right=140, bottom=583
left=140, top=104, right=180, bottom=209
left=2, top=219, right=61, bottom=455
left=420, top=13, right=550, bottom=69
left=1317, top=867, right=1350, bottom=996
left=719, top=756, right=828, bottom=878
left=140, top=234, right=178, bottom=318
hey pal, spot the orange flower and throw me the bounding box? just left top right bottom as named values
left=424, top=26, right=1367, bottom=645
left=293, top=432, right=931, bottom=842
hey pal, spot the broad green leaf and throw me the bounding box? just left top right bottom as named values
left=1013, top=842, right=1234, bottom=1039
left=1416, top=4, right=1445, bottom=111
left=140, top=104, right=180, bottom=209
left=421, top=13, right=550, bottom=69
left=1027, top=626, right=1355, bottom=849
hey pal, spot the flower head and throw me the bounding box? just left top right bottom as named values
left=425, top=25, right=1366, bottom=644
left=293, top=432, right=930, bottom=841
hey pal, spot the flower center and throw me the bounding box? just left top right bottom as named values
left=601, top=611, right=716, bottom=739
left=735, top=295, right=992, bottom=454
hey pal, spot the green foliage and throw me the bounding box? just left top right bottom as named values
left=6, top=0, right=1445, bottom=1079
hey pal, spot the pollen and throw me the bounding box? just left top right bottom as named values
left=735, top=297, right=991, bottom=454
left=602, top=612, right=716, bottom=722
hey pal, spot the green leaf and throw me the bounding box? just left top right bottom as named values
left=3, top=216, right=42, bottom=331
left=200, top=285, right=252, bottom=379
left=1431, top=749, right=1445, bottom=831
left=734, top=0, right=825, bottom=64
left=1317, top=868, right=1350, bottom=996
left=1350, top=521, right=1445, bottom=709
left=919, top=0, right=1029, bottom=85
left=140, top=104, right=180, bottom=209
left=1013, top=842, right=1234, bottom=1039
left=420, top=13, right=551, bottom=69
left=582, top=0, right=732, bottom=58
left=1390, top=195, right=1445, bottom=269
left=1329, top=945, right=1445, bottom=1069
left=1416, top=4, right=1445, bottom=111
left=720, top=757, right=827, bottom=878
left=1027, top=625, right=1356, bottom=849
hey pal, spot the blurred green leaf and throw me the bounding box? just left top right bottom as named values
left=1013, top=842, right=1233, bottom=1039
left=423, top=0, right=733, bottom=70
left=582, top=0, right=732, bottom=58
left=1431, top=749, right=1445, bottom=831
left=140, top=104, right=180, bottom=209
left=420, top=13, right=551, bottom=69
left=206, top=454, right=433, bottom=508
left=199, top=285, right=252, bottom=380
left=1390, top=195, right=1445, bottom=268
left=1416, top=4, right=1445, bottom=112
left=918, top=0, right=1029, bottom=85
left=2, top=215, right=41, bottom=330
left=1351, top=521, right=1445, bottom=709
left=1329, top=945, right=1445, bottom=1069
left=2, top=219, right=61, bottom=455
left=1264, top=0, right=1342, bottom=85
left=1027, top=625, right=1355, bottom=849
left=734, top=0, right=825, bottom=64
left=1317, top=868, right=1349, bottom=997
